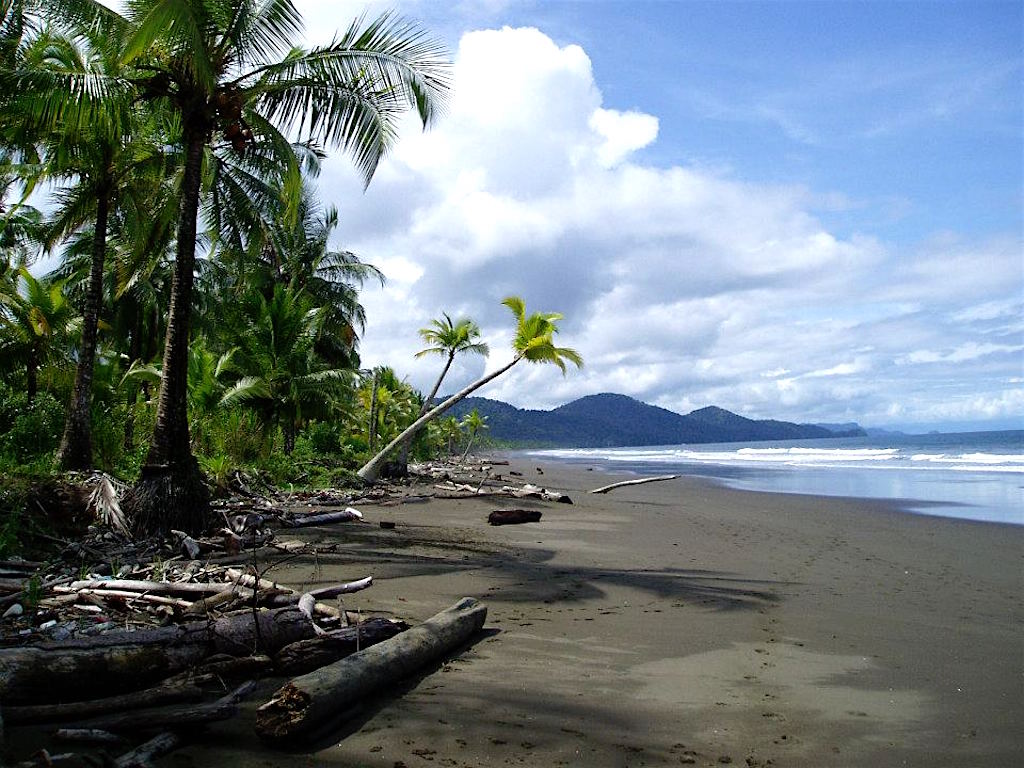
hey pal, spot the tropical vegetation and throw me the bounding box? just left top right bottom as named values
left=0, top=0, right=582, bottom=547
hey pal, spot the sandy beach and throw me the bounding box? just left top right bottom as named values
left=158, top=456, right=1022, bottom=767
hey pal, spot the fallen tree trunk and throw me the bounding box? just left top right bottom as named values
left=3, top=681, right=203, bottom=724
left=71, top=681, right=255, bottom=733
left=273, top=618, right=410, bottom=676
left=0, top=607, right=314, bottom=704
left=256, top=597, right=487, bottom=742
left=488, top=509, right=542, bottom=526
left=281, top=508, right=363, bottom=528
left=589, top=474, right=679, bottom=494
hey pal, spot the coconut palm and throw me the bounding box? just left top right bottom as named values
left=15, top=24, right=177, bottom=470
left=394, top=312, right=489, bottom=472
left=358, top=296, right=582, bottom=483
left=459, top=408, right=487, bottom=463
left=9, top=0, right=449, bottom=534
left=218, top=284, right=353, bottom=454
left=0, top=267, right=77, bottom=403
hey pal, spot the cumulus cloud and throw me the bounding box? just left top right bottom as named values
left=310, top=23, right=1022, bottom=431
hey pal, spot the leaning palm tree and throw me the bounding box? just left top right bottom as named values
left=394, top=312, right=489, bottom=473
left=13, top=0, right=449, bottom=535
left=358, top=296, right=583, bottom=483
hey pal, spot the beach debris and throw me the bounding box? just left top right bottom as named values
left=273, top=617, right=411, bottom=675
left=4, top=681, right=205, bottom=725
left=488, top=509, right=543, bottom=526
left=0, top=607, right=316, bottom=704
left=114, top=730, right=181, bottom=768
left=589, top=474, right=680, bottom=494
left=279, top=506, right=364, bottom=528
left=255, top=597, right=488, bottom=742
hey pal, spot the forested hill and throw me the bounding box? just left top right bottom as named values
left=446, top=393, right=866, bottom=447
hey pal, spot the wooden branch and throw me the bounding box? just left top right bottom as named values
left=115, top=731, right=181, bottom=768
left=66, top=579, right=228, bottom=595
left=256, top=598, right=487, bottom=741
left=53, top=728, right=126, bottom=745
left=67, top=589, right=194, bottom=610
left=281, top=508, right=363, bottom=528
left=589, top=475, right=680, bottom=494
left=307, top=577, right=373, bottom=600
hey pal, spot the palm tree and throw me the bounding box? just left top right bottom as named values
left=459, top=408, right=487, bottom=463
left=395, top=312, right=489, bottom=472
left=211, top=182, right=384, bottom=368
left=358, top=296, right=582, bottom=483
left=219, top=284, right=352, bottom=454
left=12, top=0, right=449, bottom=534
left=0, top=267, right=77, bottom=403
left=16, top=24, right=175, bottom=470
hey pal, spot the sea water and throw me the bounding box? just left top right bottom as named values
left=528, top=430, right=1024, bottom=525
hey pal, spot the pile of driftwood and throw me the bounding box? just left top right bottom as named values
left=0, top=464, right=566, bottom=765
left=0, top=560, right=486, bottom=766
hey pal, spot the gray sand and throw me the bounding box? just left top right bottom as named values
left=134, top=459, right=1024, bottom=766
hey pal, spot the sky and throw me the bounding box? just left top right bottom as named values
left=138, top=1, right=1024, bottom=431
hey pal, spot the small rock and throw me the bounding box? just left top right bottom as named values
left=3, top=603, right=23, bottom=618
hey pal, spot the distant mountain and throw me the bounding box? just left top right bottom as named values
left=445, top=392, right=866, bottom=447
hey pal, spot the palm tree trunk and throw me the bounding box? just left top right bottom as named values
left=26, top=352, right=37, bottom=405
left=125, top=128, right=210, bottom=536
left=56, top=188, right=110, bottom=470
left=367, top=370, right=379, bottom=452
left=357, top=355, right=522, bottom=483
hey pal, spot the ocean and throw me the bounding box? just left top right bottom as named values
left=527, top=430, right=1024, bottom=525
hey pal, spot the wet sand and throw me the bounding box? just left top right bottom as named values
left=172, top=457, right=1022, bottom=767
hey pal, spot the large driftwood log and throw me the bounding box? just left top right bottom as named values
left=589, top=474, right=680, bottom=494
left=273, top=618, right=410, bottom=675
left=256, top=597, right=487, bottom=742
left=0, top=607, right=314, bottom=704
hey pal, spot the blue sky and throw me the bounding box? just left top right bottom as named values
left=293, top=0, right=1023, bottom=433
left=90, top=1, right=1021, bottom=432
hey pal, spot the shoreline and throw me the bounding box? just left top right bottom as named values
left=134, top=457, right=1023, bottom=766
left=516, top=445, right=1024, bottom=527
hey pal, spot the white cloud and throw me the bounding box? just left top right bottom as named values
left=310, top=24, right=1022, bottom=431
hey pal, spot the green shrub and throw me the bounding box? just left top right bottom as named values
left=0, top=388, right=64, bottom=463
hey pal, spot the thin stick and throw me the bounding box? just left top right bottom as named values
left=589, top=475, right=680, bottom=494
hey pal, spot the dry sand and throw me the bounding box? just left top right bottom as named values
left=169, top=457, right=1021, bottom=766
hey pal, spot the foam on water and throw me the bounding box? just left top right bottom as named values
left=529, top=431, right=1024, bottom=524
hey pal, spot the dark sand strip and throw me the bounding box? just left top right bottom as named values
left=168, top=458, right=1024, bottom=767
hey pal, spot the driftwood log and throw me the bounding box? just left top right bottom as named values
left=282, top=508, right=363, bottom=528
left=255, top=597, right=487, bottom=742
left=487, top=509, right=542, bottom=526
left=69, top=681, right=256, bottom=733
left=589, top=474, right=680, bottom=494
left=114, top=731, right=181, bottom=768
left=0, top=607, right=315, bottom=704
left=273, top=618, right=410, bottom=675
left=3, top=681, right=204, bottom=724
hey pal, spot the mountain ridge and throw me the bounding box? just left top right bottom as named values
left=444, top=392, right=866, bottom=447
